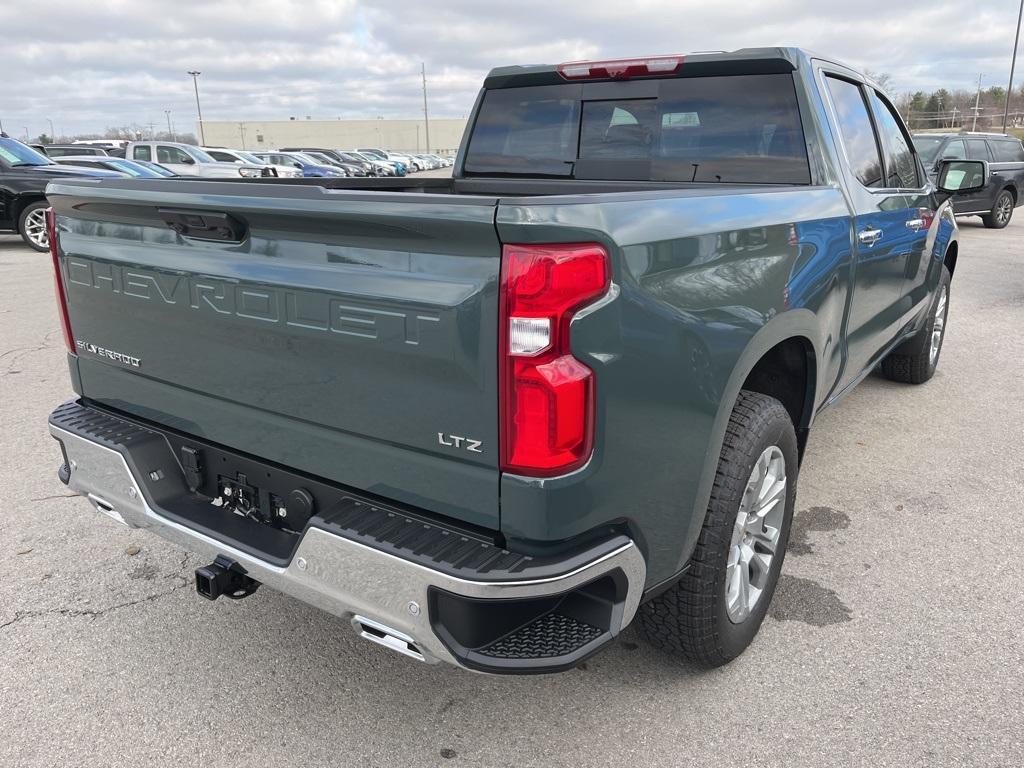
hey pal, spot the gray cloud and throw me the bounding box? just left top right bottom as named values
left=1, top=0, right=1021, bottom=137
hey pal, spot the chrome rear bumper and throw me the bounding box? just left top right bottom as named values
left=50, top=416, right=645, bottom=673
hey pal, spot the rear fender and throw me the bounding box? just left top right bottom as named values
left=677, top=310, right=820, bottom=572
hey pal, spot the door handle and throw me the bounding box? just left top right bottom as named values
left=905, top=218, right=925, bottom=231
left=158, top=208, right=247, bottom=243
left=858, top=228, right=883, bottom=246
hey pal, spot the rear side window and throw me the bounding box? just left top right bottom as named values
left=825, top=76, right=882, bottom=188
left=868, top=91, right=919, bottom=187
left=133, top=145, right=152, bottom=161
left=991, top=139, right=1024, bottom=162
left=464, top=74, right=810, bottom=183
left=965, top=139, right=992, bottom=161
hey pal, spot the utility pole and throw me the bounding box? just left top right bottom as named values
left=188, top=71, right=205, bottom=144
left=421, top=62, right=431, bottom=153
left=165, top=110, right=174, bottom=141
left=147, top=120, right=157, bottom=140
left=1004, top=0, right=1024, bottom=133
left=972, top=73, right=984, bottom=131
left=47, top=118, right=55, bottom=140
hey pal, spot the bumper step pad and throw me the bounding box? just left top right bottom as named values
left=477, top=613, right=603, bottom=660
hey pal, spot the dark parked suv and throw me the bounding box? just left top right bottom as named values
left=913, top=132, right=1024, bottom=228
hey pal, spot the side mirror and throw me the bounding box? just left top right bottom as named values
left=181, top=155, right=196, bottom=165
left=937, top=159, right=987, bottom=195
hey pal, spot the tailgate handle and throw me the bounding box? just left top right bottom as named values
left=158, top=208, right=247, bottom=243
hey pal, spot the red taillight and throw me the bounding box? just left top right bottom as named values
left=557, top=55, right=684, bottom=81
left=500, top=243, right=610, bottom=476
left=47, top=208, right=75, bottom=354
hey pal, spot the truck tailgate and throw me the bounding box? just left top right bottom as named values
left=48, top=180, right=502, bottom=528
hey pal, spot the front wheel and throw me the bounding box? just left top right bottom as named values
left=981, top=189, right=1014, bottom=229
left=880, top=265, right=951, bottom=384
left=18, top=201, right=50, bottom=252
left=637, top=390, right=798, bottom=667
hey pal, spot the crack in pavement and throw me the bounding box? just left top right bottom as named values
left=0, top=577, right=192, bottom=632
left=2, top=330, right=60, bottom=375
left=0, top=552, right=196, bottom=632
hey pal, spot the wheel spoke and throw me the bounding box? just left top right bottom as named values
left=751, top=523, right=780, bottom=555
left=748, top=551, right=772, bottom=590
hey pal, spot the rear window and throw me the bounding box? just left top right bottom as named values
left=463, top=74, right=810, bottom=183
left=991, top=139, right=1024, bottom=162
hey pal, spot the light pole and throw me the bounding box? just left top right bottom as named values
left=188, top=71, right=205, bottom=144
left=165, top=110, right=175, bottom=141
left=972, top=74, right=984, bottom=131
left=421, top=62, right=431, bottom=153
left=47, top=118, right=55, bottom=141
left=1003, top=0, right=1023, bottom=133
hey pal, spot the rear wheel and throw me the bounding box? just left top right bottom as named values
left=18, top=201, right=50, bottom=252
left=981, top=189, right=1014, bottom=229
left=637, top=390, right=797, bottom=667
left=880, top=265, right=951, bottom=384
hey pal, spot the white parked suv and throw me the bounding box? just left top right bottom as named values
left=201, top=147, right=302, bottom=178
left=126, top=142, right=268, bottom=178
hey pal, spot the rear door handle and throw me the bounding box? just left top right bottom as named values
left=858, top=228, right=883, bottom=246
left=905, top=218, right=925, bottom=231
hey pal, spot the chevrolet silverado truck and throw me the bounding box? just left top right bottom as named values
left=45, top=48, right=983, bottom=674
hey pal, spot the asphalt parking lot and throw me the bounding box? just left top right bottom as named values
left=1, top=216, right=1022, bottom=768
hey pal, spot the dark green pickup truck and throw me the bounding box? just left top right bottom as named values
left=46, top=48, right=982, bottom=674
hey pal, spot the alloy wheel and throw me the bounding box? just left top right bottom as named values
left=726, top=445, right=787, bottom=624
left=23, top=208, right=49, bottom=250
left=996, top=194, right=1012, bottom=226
left=930, top=285, right=948, bottom=366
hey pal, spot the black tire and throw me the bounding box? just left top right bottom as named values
left=637, top=390, right=798, bottom=667
left=880, top=265, right=951, bottom=385
left=981, top=189, right=1014, bottom=229
left=17, top=201, right=50, bottom=252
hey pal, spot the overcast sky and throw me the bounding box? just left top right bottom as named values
left=2, top=0, right=1021, bottom=138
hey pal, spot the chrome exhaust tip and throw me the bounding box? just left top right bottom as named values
left=352, top=615, right=427, bottom=663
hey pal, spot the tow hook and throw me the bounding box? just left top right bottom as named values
left=195, top=555, right=261, bottom=601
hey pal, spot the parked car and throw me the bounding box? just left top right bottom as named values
left=389, top=151, right=424, bottom=171
left=126, top=141, right=269, bottom=178
left=252, top=151, right=346, bottom=178
left=277, top=149, right=370, bottom=177
left=45, top=48, right=974, bottom=673
left=346, top=151, right=399, bottom=176
left=51, top=156, right=174, bottom=178
left=201, top=147, right=301, bottom=178
left=0, top=135, right=121, bottom=251
left=34, top=144, right=109, bottom=158
left=912, top=132, right=1024, bottom=228
left=355, top=149, right=408, bottom=175
left=331, top=151, right=379, bottom=176
left=417, top=154, right=443, bottom=170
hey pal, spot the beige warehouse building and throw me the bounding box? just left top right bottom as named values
left=200, top=118, right=469, bottom=155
